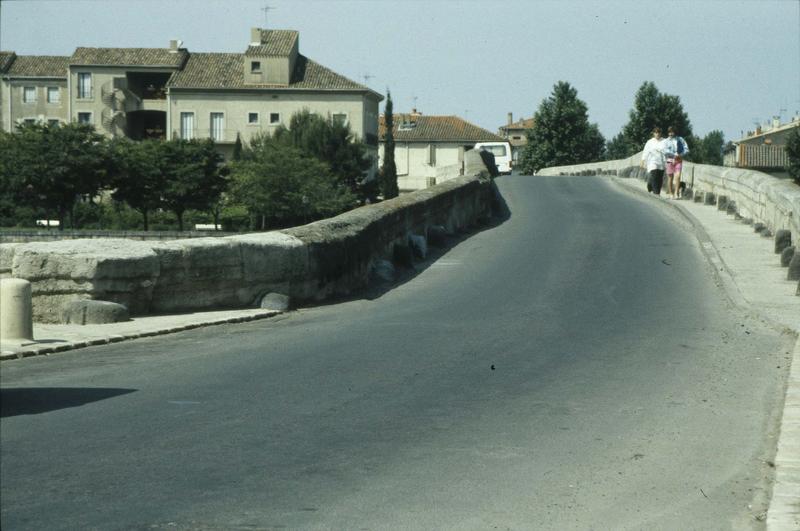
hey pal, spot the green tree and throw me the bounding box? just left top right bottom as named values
left=109, top=139, right=165, bottom=231
left=693, top=130, right=725, bottom=165
left=614, top=82, right=694, bottom=157
left=786, top=126, right=800, bottom=185
left=0, top=122, right=110, bottom=229
left=518, top=81, right=605, bottom=174
left=159, top=139, right=228, bottom=231
left=273, top=109, right=371, bottom=200
left=229, top=136, right=356, bottom=229
left=381, top=90, right=399, bottom=199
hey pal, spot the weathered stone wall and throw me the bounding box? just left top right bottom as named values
left=1, top=151, right=493, bottom=322
left=537, top=155, right=800, bottom=244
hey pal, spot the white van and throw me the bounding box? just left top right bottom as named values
left=474, top=141, right=513, bottom=174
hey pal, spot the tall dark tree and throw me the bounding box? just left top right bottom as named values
left=518, top=81, right=605, bottom=174
left=381, top=90, right=399, bottom=199
left=232, top=132, right=243, bottom=161
left=614, top=81, right=694, bottom=157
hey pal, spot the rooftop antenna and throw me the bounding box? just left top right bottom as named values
left=412, top=95, right=418, bottom=111
left=261, top=5, right=276, bottom=28
left=362, top=73, right=373, bottom=86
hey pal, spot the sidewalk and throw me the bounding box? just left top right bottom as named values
left=613, top=176, right=800, bottom=531
left=0, top=308, right=281, bottom=360
left=1, top=175, right=798, bottom=528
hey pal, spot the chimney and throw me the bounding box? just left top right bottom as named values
left=508, top=112, right=513, bottom=126
left=250, top=27, right=263, bottom=46
left=169, top=39, right=182, bottom=52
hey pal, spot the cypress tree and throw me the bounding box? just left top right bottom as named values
left=381, top=90, right=399, bottom=199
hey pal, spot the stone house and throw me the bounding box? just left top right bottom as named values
left=1, top=28, right=383, bottom=174
left=378, top=110, right=503, bottom=191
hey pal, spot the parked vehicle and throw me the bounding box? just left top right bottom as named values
left=474, top=141, right=513, bottom=174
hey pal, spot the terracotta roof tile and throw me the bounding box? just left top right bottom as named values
left=380, top=114, right=503, bottom=143
left=71, top=47, right=188, bottom=67
left=245, top=30, right=298, bottom=56
left=5, top=55, right=69, bottom=77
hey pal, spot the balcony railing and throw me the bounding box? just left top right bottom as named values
left=173, top=128, right=239, bottom=143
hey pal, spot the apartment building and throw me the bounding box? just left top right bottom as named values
left=1, top=28, right=383, bottom=170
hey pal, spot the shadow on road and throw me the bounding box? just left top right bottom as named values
left=1, top=387, right=136, bottom=417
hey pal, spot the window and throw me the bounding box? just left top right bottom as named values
left=77, top=73, right=92, bottom=99
left=250, top=61, right=262, bottom=73
left=48, top=119, right=60, bottom=127
left=332, top=113, right=347, bottom=125
left=248, top=112, right=259, bottom=125
left=210, top=112, right=224, bottom=141
left=47, top=87, right=60, bottom=104
left=427, top=144, right=437, bottom=166
left=180, top=112, right=195, bottom=139
left=77, top=112, right=92, bottom=124
left=23, top=87, right=36, bottom=103
left=269, top=112, right=280, bottom=125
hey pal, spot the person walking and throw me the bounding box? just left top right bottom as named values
left=641, top=127, right=666, bottom=196
left=664, top=126, right=689, bottom=198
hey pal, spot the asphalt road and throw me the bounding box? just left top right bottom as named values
left=1, top=175, right=792, bottom=530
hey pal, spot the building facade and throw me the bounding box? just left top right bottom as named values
left=1, top=28, right=382, bottom=172
left=498, top=112, right=534, bottom=163
left=379, top=110, right=503, bottom=191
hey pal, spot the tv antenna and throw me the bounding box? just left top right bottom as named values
left=261, top=5, right=276, bottom=28
left=362, top=73, right=373, bottom=85
left=412, top=95, right=418, bottom=110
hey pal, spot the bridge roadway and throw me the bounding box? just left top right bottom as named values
left=1, top=175, right=794, bottom=529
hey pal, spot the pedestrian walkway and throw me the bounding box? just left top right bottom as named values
left=1, top=175, right=798, bottom=529
left=613, top=176, right=799, bottom=531
left=0, top=308, right=281, bottom=360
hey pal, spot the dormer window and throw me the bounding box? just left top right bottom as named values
left=250, top=61, right=262, bottom=73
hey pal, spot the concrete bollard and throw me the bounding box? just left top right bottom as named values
left=0, top=278, right=34, bottom=342
left=717, top=195, right=729, bottom=211
left=704, top=192, right=716, bottom=206
left=788, top=252, right=800, bottom=281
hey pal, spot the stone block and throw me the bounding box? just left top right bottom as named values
left=781, top=246, right=795, bottom=267
left=717, top=195, right=729, bottom=211
left=259, top=292, right=290, bottom=312
left=775, top=230, right=792, bottom=254
left=704, top=192, right=716, bottom=205
left=788, top=252, right=800, bottom=281
left=726, top=201, right=737, bottom=216
left=754, top=222, right=766, bottom=234
left=10, top=239, right=158, bottom=322
left=427, top=225, right=448, bottom=247
left=409, top=233, right=427, bottom=259
left=371, top=259, right=396, bottom=282
left=61, top=299, right=129, bottom=325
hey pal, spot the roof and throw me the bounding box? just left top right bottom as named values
left=71, top=47, right=189, bottom=67
left=3, top=55, right=69, bottom=77
left=245, top=30, right=298, bottom=57
left=379, top=114, right=504, bottom=143
left=0, top=51, right=16, bottom=73
left=168, top=52, right=378, bottom=95
left=500, top=117, right=535, bottom=131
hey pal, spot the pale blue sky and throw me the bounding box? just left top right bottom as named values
left=1, top=0, right=798, bottom=143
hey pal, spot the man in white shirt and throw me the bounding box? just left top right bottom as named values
left=641, top=127, right=666, bottom=195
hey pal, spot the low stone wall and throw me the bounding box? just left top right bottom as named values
left=0, top=151, right=492, bottom=322
left=537, top=154, right=800, bottom=243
